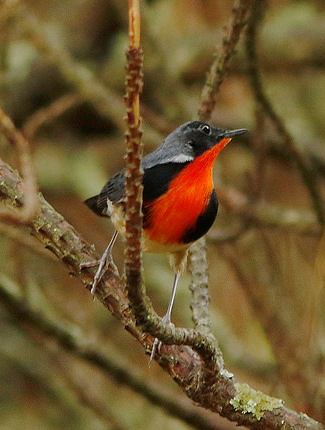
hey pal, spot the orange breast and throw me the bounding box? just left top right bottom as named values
left=144, top=138, right=230, bottom=245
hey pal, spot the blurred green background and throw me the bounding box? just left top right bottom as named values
left=0, top=0, right=325, bottom=429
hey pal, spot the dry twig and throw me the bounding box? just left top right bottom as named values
left=245, top=0, right=325, bottom=225
left=215, top=187, right=321, bottom=237
left=15, top=5, right=125, bottom=131
left=0, top=107, right=38, bottom=224
left=121, top=1, right=223, bottom=369
left=198, top=0, right=253, bottom=121
left=22, top=93, right=83, bottom=141
left=10, top=3, right=161, bottom=145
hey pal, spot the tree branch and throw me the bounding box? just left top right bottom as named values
left=0, top=157, right=323, bottom=429
left=0, top=277, right=225, bottom=430
left=189, top=0, right=253, bottom=344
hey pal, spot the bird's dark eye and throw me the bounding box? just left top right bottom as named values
left=199, top=124, right=211, bottom=135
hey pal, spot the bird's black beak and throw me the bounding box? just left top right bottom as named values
left=221, top=128, right=248, bottom=138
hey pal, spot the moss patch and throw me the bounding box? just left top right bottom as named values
left=230, top=383, right=284, bottom=420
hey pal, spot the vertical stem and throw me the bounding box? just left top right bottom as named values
left=128, top=0, right=141, bottom=49
left=124, top=0, right=145, bottom=320
left=190, top=0, right=252, bottom=332
left=188, top=237, right=210, bottom=333
left=128, top=0, right=141, bottom=122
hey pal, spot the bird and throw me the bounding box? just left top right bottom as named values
left=83, top=120, right=247, bottom=358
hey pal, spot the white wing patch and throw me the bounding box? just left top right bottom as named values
left=104, top=198, right=114, bottom=216
left=164, top=153, right=194, bottom=164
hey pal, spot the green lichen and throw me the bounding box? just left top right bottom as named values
left=230, top=383, right=284, bottom=420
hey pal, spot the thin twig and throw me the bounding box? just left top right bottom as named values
left=15, top=5, right=126, bottom=131
left=218, top=243, right=300, bottom=362
left=0, top=107, right=39, bottom=224
left=189, top=0, right=252, bottom=337
left=122, top=4, right=225, bottom=369
left=22, top=93, right=83, bottom=141
left=215, top=187, right=321, bottom=237
left=198, top=0, right=253, bottom=122
left=207, top=224, right=249, bottom=244
left=245, top=0, right=325, bottom=226
left=238, top=135, right=325, bottom=181
left=188, top=238, right=210, bottom=333
left=10, top=4, right=161, bottom=146
left=219, top=236, right=325, bottom=418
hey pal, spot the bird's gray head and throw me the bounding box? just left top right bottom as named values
left=143, top=121, right=247, bottom=169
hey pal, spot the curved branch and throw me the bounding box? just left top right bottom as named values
left=0, top=107, right=39, bottom=224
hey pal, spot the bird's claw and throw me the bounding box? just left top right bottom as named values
left=149, top=337, right=162, bottom=364
left=80, top=252, right=118, bottom=295
left=80, top=260, right=99, bottom=269
left=149, top=317, right=175, bottom=365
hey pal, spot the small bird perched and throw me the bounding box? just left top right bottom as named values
left=84, top=121, right=247, bottom=357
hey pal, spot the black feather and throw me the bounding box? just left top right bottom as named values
left=97, top=170, right=126, bottom=205
left=85, top=195, right=108, bottom=217
left=181, top=190, right=218, bottom=243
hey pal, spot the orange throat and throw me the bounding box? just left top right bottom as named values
left=143, top=138, right=231, bottom=247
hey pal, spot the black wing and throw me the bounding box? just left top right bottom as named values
left=85, top=169, right=126, bottom=217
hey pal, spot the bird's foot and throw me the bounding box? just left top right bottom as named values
left=149, top=316, right=175, bottom=364
left=80, top=251, right=118, bottom=295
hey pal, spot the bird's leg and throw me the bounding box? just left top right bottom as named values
left=149, top=270, right=181, bottom=363
left=80, top=231, right=118, bottom=294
